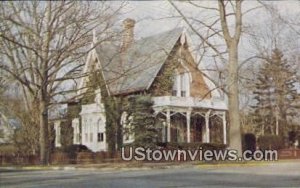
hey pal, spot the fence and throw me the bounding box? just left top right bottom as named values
left=0, top=151, right=122, bottom=165
left=278, top=149, right=300, bottom=159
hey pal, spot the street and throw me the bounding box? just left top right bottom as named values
left=1, top=162, right=300, bottom=187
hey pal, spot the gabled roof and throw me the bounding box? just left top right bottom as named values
left=95, top=28, right=183, bottom=95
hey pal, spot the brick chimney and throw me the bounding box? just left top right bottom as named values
left=121, top=18, right=135, bottom=52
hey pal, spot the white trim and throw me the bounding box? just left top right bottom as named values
left=205, top=110, right=211, bottom=143
left=94, top=51, right=111, bottom=96
left=166, top=109, right=171, bottom=142
left=54, top=121, right=62, bottom=147
left=72, top=118, right=80, bottom=144
left=186, top=110, right=191, bottom=143
left=222, top=111, right=227, bottom=145
left=77, top=49, right=98, bottom=98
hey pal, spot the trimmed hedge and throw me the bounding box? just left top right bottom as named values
left=157, top=142, right=227, bottom=151
left=257, top=135, right=284, bottom=150
left=125, top=142, right=227, bottom=151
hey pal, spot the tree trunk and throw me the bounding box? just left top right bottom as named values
left=228, top=42, right=242, bottom=155
left=39, top=97, right=49, bottom=165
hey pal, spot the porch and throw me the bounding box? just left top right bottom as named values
left=153, top=96, right=228, bottom=144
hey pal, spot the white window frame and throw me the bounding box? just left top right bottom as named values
left=172, top=71, right=191, bottom=97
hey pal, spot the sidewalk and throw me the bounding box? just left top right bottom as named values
left=1, top=159, right=299, bottom=172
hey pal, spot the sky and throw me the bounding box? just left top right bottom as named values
left=114, top=1, right=300, bottom=62
left=118, top=1, right=300, bottom=38
left=112, top=1, right=300, bottom=109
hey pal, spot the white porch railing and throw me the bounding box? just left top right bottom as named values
left=152, top=96, right=227, bottom=111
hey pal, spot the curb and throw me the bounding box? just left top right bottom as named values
left=1, top=160, right=296, bottom=172
left=0, top=163, right=195, bottom=172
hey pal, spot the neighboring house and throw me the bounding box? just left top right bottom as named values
left=55, top=18, right=228, bottom=152
left=0, top=112, right=20, bottom=144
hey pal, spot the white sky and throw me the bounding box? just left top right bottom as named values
left=113, top=1, right=300, bottom=108
left=115, top=1, right=300, bottom=62
left=119, top=1, right=300, bottom=38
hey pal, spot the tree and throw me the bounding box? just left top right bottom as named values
left=252, top=48, right=299, bottom=138
left=104, top=96, right=124, bottom=156
left=169, top=0, right=244, bottom=154
left=0, top=93, right=40, bottom=155
left=0, top=1, right=122, bottom=164
left=125, top=95, right=158, bottom=148
left=13, top=109, right=40, bottom=155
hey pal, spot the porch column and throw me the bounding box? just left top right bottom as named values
left=186, top=110, right=191, bottom=143
left=54, top=120, right=62, bottom=148
left=205, top=110, right=211, bottom=143
left=166, top=109, right=171, bottom=142
left=162, top=122, right=166, bottom=142
left=222, top=111, right=227, bottom=145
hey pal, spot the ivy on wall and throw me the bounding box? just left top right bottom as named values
left=150, top=46, right=180, bottom=96
left=90, top=68, right=126, bottom=155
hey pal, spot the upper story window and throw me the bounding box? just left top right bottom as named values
left=172, top=72, right=190, bottom=97
left=172, top=76, right=178, bottom=96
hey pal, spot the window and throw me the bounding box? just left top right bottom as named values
left=172, top=72, right=190, bottom=97
left=172, top=90, right=177, bottom=96
left=90, top=133, right=93, bottom=142
left=85, top=133, right=88, bottom=142
left=181, top=91, right=186, bottom=97
left=172, top=75, right=178, bottom=96
left=180, top=73, right=188, bottom=97
left=97, top=132, right=104, bottom=142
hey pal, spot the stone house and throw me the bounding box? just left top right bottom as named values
left=54, top=18, right=228, bottom=152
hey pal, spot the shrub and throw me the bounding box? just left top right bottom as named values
left=288, top=131, right=297, bottom=146
left=257, top=135, right=284, bottom=150
left=242, top=133, right=256, bottom=152
left=58, top=144, right=92, bottom=163
left=163, top=142, right=227, bottom=151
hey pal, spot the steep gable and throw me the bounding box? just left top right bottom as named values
left=95, top=28, right=183, bottom=95
left=150, top=37, right=213, bottom=99
left=79, top=27, right=223, bottom=100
